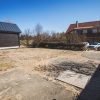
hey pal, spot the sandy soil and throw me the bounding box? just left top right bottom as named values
left=0, top=68, right=74, bottom=100
left=0, top=48, right=100, bottom=99
left=1, top=48, right=99, bottom=74
left=1, top=48, right=99, bottom=66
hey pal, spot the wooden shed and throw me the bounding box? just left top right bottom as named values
left=0, top=22, right=21, bottom=49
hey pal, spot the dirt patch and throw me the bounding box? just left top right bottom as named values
left=0, top=50, right=15, bottom=71
left=82, top=51, right=100, bottom=61
left=0, top=48, right=99, bottom=99
left=0, top=68, right=74, bottom=100
left=0, top=48, right=99, bottom=80
left=34, top=57, right=98, bottom=78
left=0, top=62, right=14, bottom=71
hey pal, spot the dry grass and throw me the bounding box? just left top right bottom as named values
left=20, top=40, right=33, bottom=46
left=0, top=62, right=14, bottom=71
left=0, top=48, right=99, bottom=73
left=0, top=50, right=15, bottom=71
left=34, top=57, right=98, bottom=78
left=0, top=48, right=99, bottom=96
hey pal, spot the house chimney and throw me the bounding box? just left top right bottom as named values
left=76, top=21, right=78, bottom=28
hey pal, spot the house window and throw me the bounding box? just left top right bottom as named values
left=83, top=30, right=87, bottom=34
left=92, top=29, right=97, bottom=33
left=88, top=29, right=92, bottom=33
left=98, top=29, right=100, bottom=33
left=74, top=30, right=77, bottom=34
left=77, top=30, right=83, bottom=35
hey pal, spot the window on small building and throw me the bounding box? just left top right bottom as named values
left=83, top=30, right=87, bottom=34
left=92, top=29, right=97, bottom=33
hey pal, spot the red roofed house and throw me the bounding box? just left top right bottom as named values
left=66, top=21, right=100, bottom=43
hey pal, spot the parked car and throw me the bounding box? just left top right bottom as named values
left=97, top=46, right=100, bottom=51
left=87, top=42, right=100, bottom=50
left=80, top=42, right=89, bottom=51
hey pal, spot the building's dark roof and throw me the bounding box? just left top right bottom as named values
left=66, top=21, right=100, bottom=33
left=0, top=22, right=21, bottom=33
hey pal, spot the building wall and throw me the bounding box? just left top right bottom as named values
left=74, top=29, right=100, bottom=42
left=66, top=30, right=100, bottom=43
left=0, top=33, right=19, bottom=47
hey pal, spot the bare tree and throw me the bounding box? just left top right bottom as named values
left=24, top=29, right=32, bottom=46
left=66, top=32, right=87, bottom=43
left=33, top=24, right=43, bottom=45
left=35, top=24, right=43, bottom=35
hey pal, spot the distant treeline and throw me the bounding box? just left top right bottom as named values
left=20, top=24, right=67, bottom=47
left=20, top=24, right=86, bottom=48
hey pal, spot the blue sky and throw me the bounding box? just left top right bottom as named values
left=0, top=0, right=100, bottom=33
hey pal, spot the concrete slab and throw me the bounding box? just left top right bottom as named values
left=0, top=46, right=19, bottom=50
left=56, top=70, right=91, bottom=88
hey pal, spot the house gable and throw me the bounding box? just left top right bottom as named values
left=0, top=22, right=21, bottom=33
left=66, top=21, right=100, bottom=33
left=0, top=22, right=21, bottom=49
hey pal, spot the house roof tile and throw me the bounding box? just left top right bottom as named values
left=66, top=21, right=100, bottom=33
left=0, top=22, right=21, bottom=33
